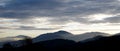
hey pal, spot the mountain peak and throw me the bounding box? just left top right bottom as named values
left=33, top=30, right=73, bottom=43
left=15, top=35, right=30, bottom=38
left=57, top=30, right=68, bottom=32
left=54, top=30, right=72, bottom=35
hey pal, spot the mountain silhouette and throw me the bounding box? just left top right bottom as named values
left=3, top=34, right=120, bottom=51
left=0, top=35, right=30, bottom=42
left=1, top=32, right=120, bottom=51
left=33, top=30, right=73, bottom=43
left=33, top=31, right=110, bottom=43
left=69, top=32, right=109, bottom=42
left=81, top=35, right=106, bottom=43
left=75, top=34, right=120, bottom=51
left=0, top=35, right=30, bottom=48
left=15, top=35, right=30, bottom=38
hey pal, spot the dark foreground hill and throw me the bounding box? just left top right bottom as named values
left=1, top=34, right=120, bottom=51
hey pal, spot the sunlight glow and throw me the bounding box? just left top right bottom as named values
left=89, top=14, right=113, bottom=20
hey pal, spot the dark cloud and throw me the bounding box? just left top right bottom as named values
left=0, top=25, right=61, bottom=30
left=0, top=0, right=66, bottom=19
left=0, top=0, right=120, bottom=24
left=89, top=20, right=106, bottom=24
left=104, top=15, right=120, bottom=23
left=16, top=26, right=61, bottom=30
left=0, top=26, right=13, bottom=29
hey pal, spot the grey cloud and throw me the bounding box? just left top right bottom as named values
left=0, top=31, right=4, bottom=33
left=15, top=19, right=42, bottom=24
left=48, top=17, right=89, bottom=25
left=0, top=0, right=120, bottom=24
left=16, top=26, right=61, bottom=30
left=0, top=0, right=66, bottom=19
left=104, top=15, right=120, bottom=23
left=1, top=0, right=119, bottom=17
left=0, top=0, right=10, bottom=6
left=0, top=25, right=61, bottom=30
left=0, top=26, right=13, bottom=29
left=89, top=20, right=106, bottom=24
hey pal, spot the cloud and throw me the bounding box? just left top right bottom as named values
left=104, top=15, right=120, bottom=23
left=0, top=31, right=4, bottom=33
left=0, top=0, right=120, bottom=24
left=0, top=0, right=10, bottom=6
left=91, top=15, right=120, bottom=24
left=0, top=0, right=66, bottom=19
left=0, top=26, right=13, bottom=29
left=16, top=26, right=61, bottom=30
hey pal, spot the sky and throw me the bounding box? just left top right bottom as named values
left=0, top=0, right=120, bottom=38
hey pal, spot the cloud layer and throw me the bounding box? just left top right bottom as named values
left=0, top=0, right=120, bottom=22
left=0, top=0, right=120, bottom=31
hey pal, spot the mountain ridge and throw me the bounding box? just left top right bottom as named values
left=69, top=32, right=109, bottom=42
left=33, top=30, right=110, bottom=42
left=33, top=30, right=73, bottom=43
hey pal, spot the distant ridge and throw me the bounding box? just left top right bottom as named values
left=33, top=30, right=73, bottom=43
left=0, top=31, right=111, bottom=48
left=33, top=31, right=110, bottom=42
left=0, top=35, right=29, bottom=42
left=0, top=35, right=30, bottom=48
left=68, top=32, right=109, bottom=42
